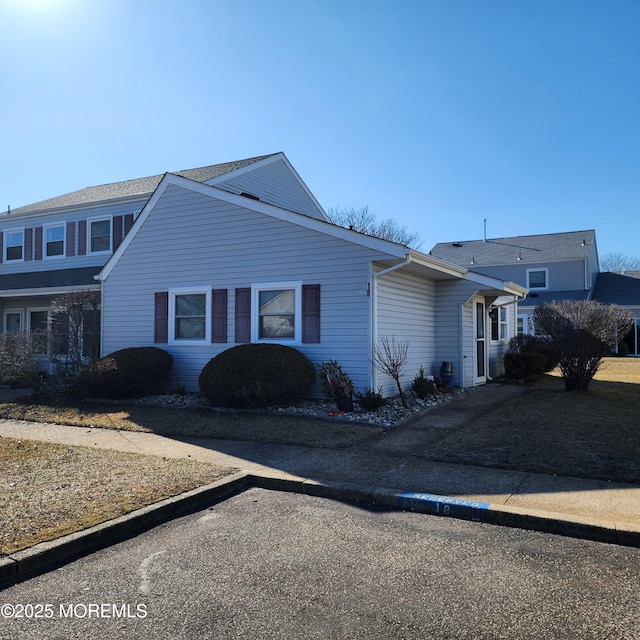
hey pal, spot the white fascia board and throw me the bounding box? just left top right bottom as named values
left=408, top=251, right=470, bottom=278
left=205, top=152, right=330, bottom=222
left=463, top=269, right=528, bottom=297
left=98, top=173, right=407, bottom=281
left=0, top=284, right=100, bottom=297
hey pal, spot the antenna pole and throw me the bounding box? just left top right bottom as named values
left=483, top=218, right=486, bottom=242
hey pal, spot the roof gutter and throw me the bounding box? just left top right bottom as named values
left=374, top=253, right=412, bottom=280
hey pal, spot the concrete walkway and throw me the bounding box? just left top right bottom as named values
left=1, top=384, right=640, bottom=584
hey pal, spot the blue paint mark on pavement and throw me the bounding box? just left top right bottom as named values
left=397, top=492, right=491, bottom=522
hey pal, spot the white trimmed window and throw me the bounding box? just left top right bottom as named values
left=5, top=229, right=24, bottom=261
left=88, top=217, right=111, bottom=254
left=491, top=307, right=508, bottom=341
left=169, top=288, right=211, bottom=343
left=526, top=268, right=548, bottom=290
left=44, top=223, right=65, bottom=258
left=252, top=282, right=302, bottom=342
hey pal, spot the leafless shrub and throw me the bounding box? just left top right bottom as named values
left=374, top=336, right=410, bottom=407
left=533, top=300, right=634, bottom=392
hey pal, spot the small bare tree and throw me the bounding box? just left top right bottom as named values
left=533, top=300, right=634, bottom=392
left=48, top=290, right=101, bottom=374
left=374, top=336, right=410, bottom=407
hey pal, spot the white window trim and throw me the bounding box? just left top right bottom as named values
left=526, top=268, right=549, bottom=290
left=87, top=216, right=112, bottom=255
left=251, top=281, right=302, bottom=344
left=43, top=221, right=66, bottom=260
left=5, top=227, right=25, bottom=262
left=490, top=306, right=509, bottom=342
left=168, top=287, right=211, bottom=344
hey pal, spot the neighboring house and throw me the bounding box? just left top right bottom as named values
left=3, top=152, right=526, bottom=393
left=431, top=229, right=640, bottom=364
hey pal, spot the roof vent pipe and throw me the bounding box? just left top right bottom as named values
left=483, top=218, right=487, bottom=242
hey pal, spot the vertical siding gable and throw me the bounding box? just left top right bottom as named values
left=214, top=159, right=325, bottom=220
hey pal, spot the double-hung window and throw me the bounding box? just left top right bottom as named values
left=526, top=268, right=548, bottom=290
left=44, top=223, right=65, bottom=258
left=169, top=288, right=211, bottom=342
left=490, top=307, right=508, bottom=341
left=89, top=217, right=111, bottom=254
left=5, top=229, right=24, bottom=262
left=252, top=282, right=301, bottom=342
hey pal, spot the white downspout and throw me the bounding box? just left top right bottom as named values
left=370, top=254, right=412, bottom=389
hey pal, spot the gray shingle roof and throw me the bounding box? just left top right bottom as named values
left=592, top=272, right=640, bottom=306
left=519, top=289, right=591, bottom=308
left=10, top=154, right=277, bottom=215
left=430, top=230, right=596, bottom=266
left=0, top=267, right=100, bottom=292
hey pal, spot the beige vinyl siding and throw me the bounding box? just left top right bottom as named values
left=101, top=185, right=386, bottom=392
left=213, top=158, right=325, bottom=220
left=375, top=268, right=435, bottom=396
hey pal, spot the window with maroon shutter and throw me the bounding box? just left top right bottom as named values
left=35, top=227, right=43, bottom=260
left=124, top=213, right=134, bottom=235
left=154, top=292, right=169, bottom=343
left=113, top=215, right=123, bottom=249
left=212, top=289, right=228, bottom=343
left=235, top=288, right=251, bottom=343
left=66, top=222, right=76, bottom=257
left=302, top=284, right=321, bottom=343
left=78, top=220, right=87, bottom=255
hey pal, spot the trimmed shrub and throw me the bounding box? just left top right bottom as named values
left=355, top=387, right=387, bottom=412
left=198, top=344, right=316, bottom=409
left=74, top=347, right=173, bottom=399
left=504, top=352, right=547, bottom=380
left=508, top=335, right=559, bottom=373
left=412, top=366, right=435, bottom=399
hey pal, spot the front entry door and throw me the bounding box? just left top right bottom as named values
left=474, top=299, right=486, bottom=384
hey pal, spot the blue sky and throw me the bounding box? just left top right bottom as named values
left=1, top=0, right=638, bottom=258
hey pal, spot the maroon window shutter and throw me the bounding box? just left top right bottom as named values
left=124, top=213, right=134, bottom=235
left=0, top=233, right=3, bottom=263
left=24, top=228, right=33, bottom=261
left=235, top=288, right=251, bottom=343
left=66, top=222, right=76, bottom=257
left=211, top=289, right=228, bottom=343
left=78, top=220, right=87, bottom=255
left=34, top=227, right=43, bottom=260
left=154, top=292, right=169, bottom=344
left=302, top=284, right=321, bottom=343
left=113, top=215, right=123, bottom=249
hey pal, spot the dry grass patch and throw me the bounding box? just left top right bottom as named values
left=0, top=399, right=383, bottom=448
left=425, top=358, right=640, bottom=483
left=0, top=437, right=234, bottom=555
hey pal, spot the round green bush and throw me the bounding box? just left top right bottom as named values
left=75, top=347, right=173, bottom=399
left=198, top=344, right=316, bottom=409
